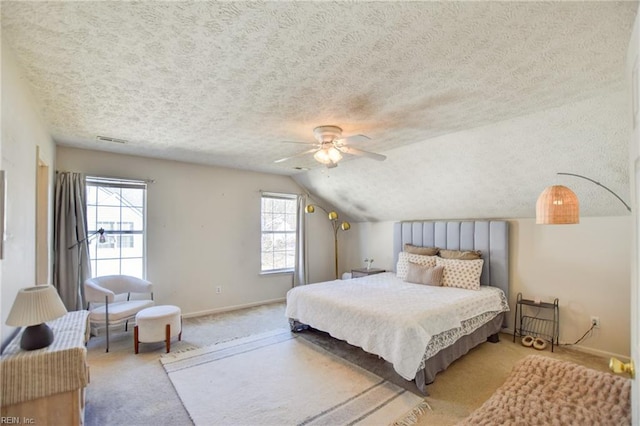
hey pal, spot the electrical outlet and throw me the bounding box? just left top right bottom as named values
left=591, top=316, right=600, bottom=328
left=216, top=286, right=222, bottom=294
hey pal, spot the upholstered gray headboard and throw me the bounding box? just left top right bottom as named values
left=393, top=221, right=509, bottom=299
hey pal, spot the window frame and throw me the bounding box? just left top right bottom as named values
left=85, top=176, right=148, bottom=279
left=260, top=192, right=298, bottom=274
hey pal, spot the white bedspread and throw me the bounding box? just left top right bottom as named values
left=285, top=272, right=508, bottom=380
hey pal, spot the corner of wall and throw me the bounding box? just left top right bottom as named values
left=1, top=40, right=56, bottom=343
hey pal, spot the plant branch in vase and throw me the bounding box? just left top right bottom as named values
left=364, top=258, right=374, bottom=270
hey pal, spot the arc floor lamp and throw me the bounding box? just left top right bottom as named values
left=68, top=227, right=106, bottom=307
left=305, top=204, right=350, bottom=279
left=536, top=172, right=631, bottom=224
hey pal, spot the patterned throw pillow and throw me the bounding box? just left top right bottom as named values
left=396, top=251, right=437, bottom=280
left=435, top=257, right=484, bottom=290
left=405, top=263, right=444, bottom=286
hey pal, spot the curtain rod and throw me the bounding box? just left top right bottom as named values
left=259, top=190, right=305, bottom=197
left=57, top=171, right=155, bottom=184
left=87, top=175, right=156, bottom=185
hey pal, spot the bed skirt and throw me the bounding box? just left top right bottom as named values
left=415, top=312, right=504, bottom=393
left=289, top=312, right=504, bottom=394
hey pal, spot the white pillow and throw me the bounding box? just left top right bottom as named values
left=435, top=257, right=484, bottom=290
left=396, top=251, right=437, bottom=280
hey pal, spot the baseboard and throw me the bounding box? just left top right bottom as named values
left=563, top=343, right=630, bottom=362
left=502, top=327, right=630, bottom=361
left=181, top=298, right=286, bottom=319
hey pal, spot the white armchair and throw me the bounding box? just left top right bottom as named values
left=84, top=275, right=154, bottom=352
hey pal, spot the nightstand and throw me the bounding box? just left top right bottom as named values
left=351, top=268, right=385, bottom=278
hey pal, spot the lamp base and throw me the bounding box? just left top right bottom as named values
left=20, top=323, right=54, bottom=350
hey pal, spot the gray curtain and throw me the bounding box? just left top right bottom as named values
left=293, top=194, right=308, bottom=286
left=53, top=172, right=90, bottom=311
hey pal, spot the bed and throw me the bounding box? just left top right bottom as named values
left=286, top=220, right=510, bottom=393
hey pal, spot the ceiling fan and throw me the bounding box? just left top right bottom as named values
left=274, top=125, right=386, bottom=168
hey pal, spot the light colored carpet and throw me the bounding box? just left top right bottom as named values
left=85, top=302, right=615, bottom=426
left=85, top=302, right=289, bottom=426
left=459, top=354, right=631, bottom=425
left=161, top=329, right=428, bottom=426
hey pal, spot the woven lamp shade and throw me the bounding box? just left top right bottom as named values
left=536, top=185, right=580, bottom=224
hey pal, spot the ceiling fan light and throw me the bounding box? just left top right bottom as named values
left=313, top=149, right=332, bottom=164
left=327, top=147, right=342, bottom=163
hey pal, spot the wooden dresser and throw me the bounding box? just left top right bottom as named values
left=1, top=311, right=90, bottom=425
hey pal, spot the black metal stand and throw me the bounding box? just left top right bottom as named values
left=512, top=292, right=559, bottom=352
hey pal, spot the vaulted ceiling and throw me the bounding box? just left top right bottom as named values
left=2, top=1, right=637, bottom=221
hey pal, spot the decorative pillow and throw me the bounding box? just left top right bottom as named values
left=405, top=263, right=444, bottom=286
left=435, top=257, right=484, bottom=290
left=439, top=249, right=482, bottom=260
left=403, top=244, right=439, bottom=256
left=396, top=251, right=437, bottom=280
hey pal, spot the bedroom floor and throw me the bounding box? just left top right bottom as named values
left=84, top=301, right=614, bottom=426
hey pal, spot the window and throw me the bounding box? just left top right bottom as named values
left=261, top=193, right=297, bottom=273
left=86, top=177, right=147, bottom=278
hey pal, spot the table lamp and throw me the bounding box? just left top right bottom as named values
left=6, top=285, right=68, bottom=350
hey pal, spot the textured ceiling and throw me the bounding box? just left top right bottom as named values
left=296, top=90, right=631, bottom=221
left=1, top=1, right=637, bottom=220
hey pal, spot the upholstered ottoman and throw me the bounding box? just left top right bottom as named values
left=134, top=305, right=182, bottom=354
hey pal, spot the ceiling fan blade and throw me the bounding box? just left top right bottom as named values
left=337, top=134, right=371, bottom=145
left=337, top=145, right=386, bottom=161
left=274, top=148, right=318, bottom=163
left=281, top=140, right=318, bottom=145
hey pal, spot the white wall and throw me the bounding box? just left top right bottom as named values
left=1, top=41, right=56, bottom=345
left=344, top=217, right=631, bottom=358
left=56, top=147, right=338, bottom=316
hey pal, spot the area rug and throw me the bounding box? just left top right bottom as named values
left=160, top=328, right=429, bottom=425
left=458, top=354, right=631, bottom=425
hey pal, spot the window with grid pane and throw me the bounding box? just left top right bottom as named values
left=261, top=193, right=297, bottom=273
left=86, top=177, right=147, bottom=278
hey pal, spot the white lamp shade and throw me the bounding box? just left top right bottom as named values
left=536, top=185, right=580, bottom=224
left=313, top=149, right=332, bottom=164
left=314, top=147, right=342, bottom=165
left=327, top=147, right=342, bottom=163
left=6, top=285, right=68, bottom=327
